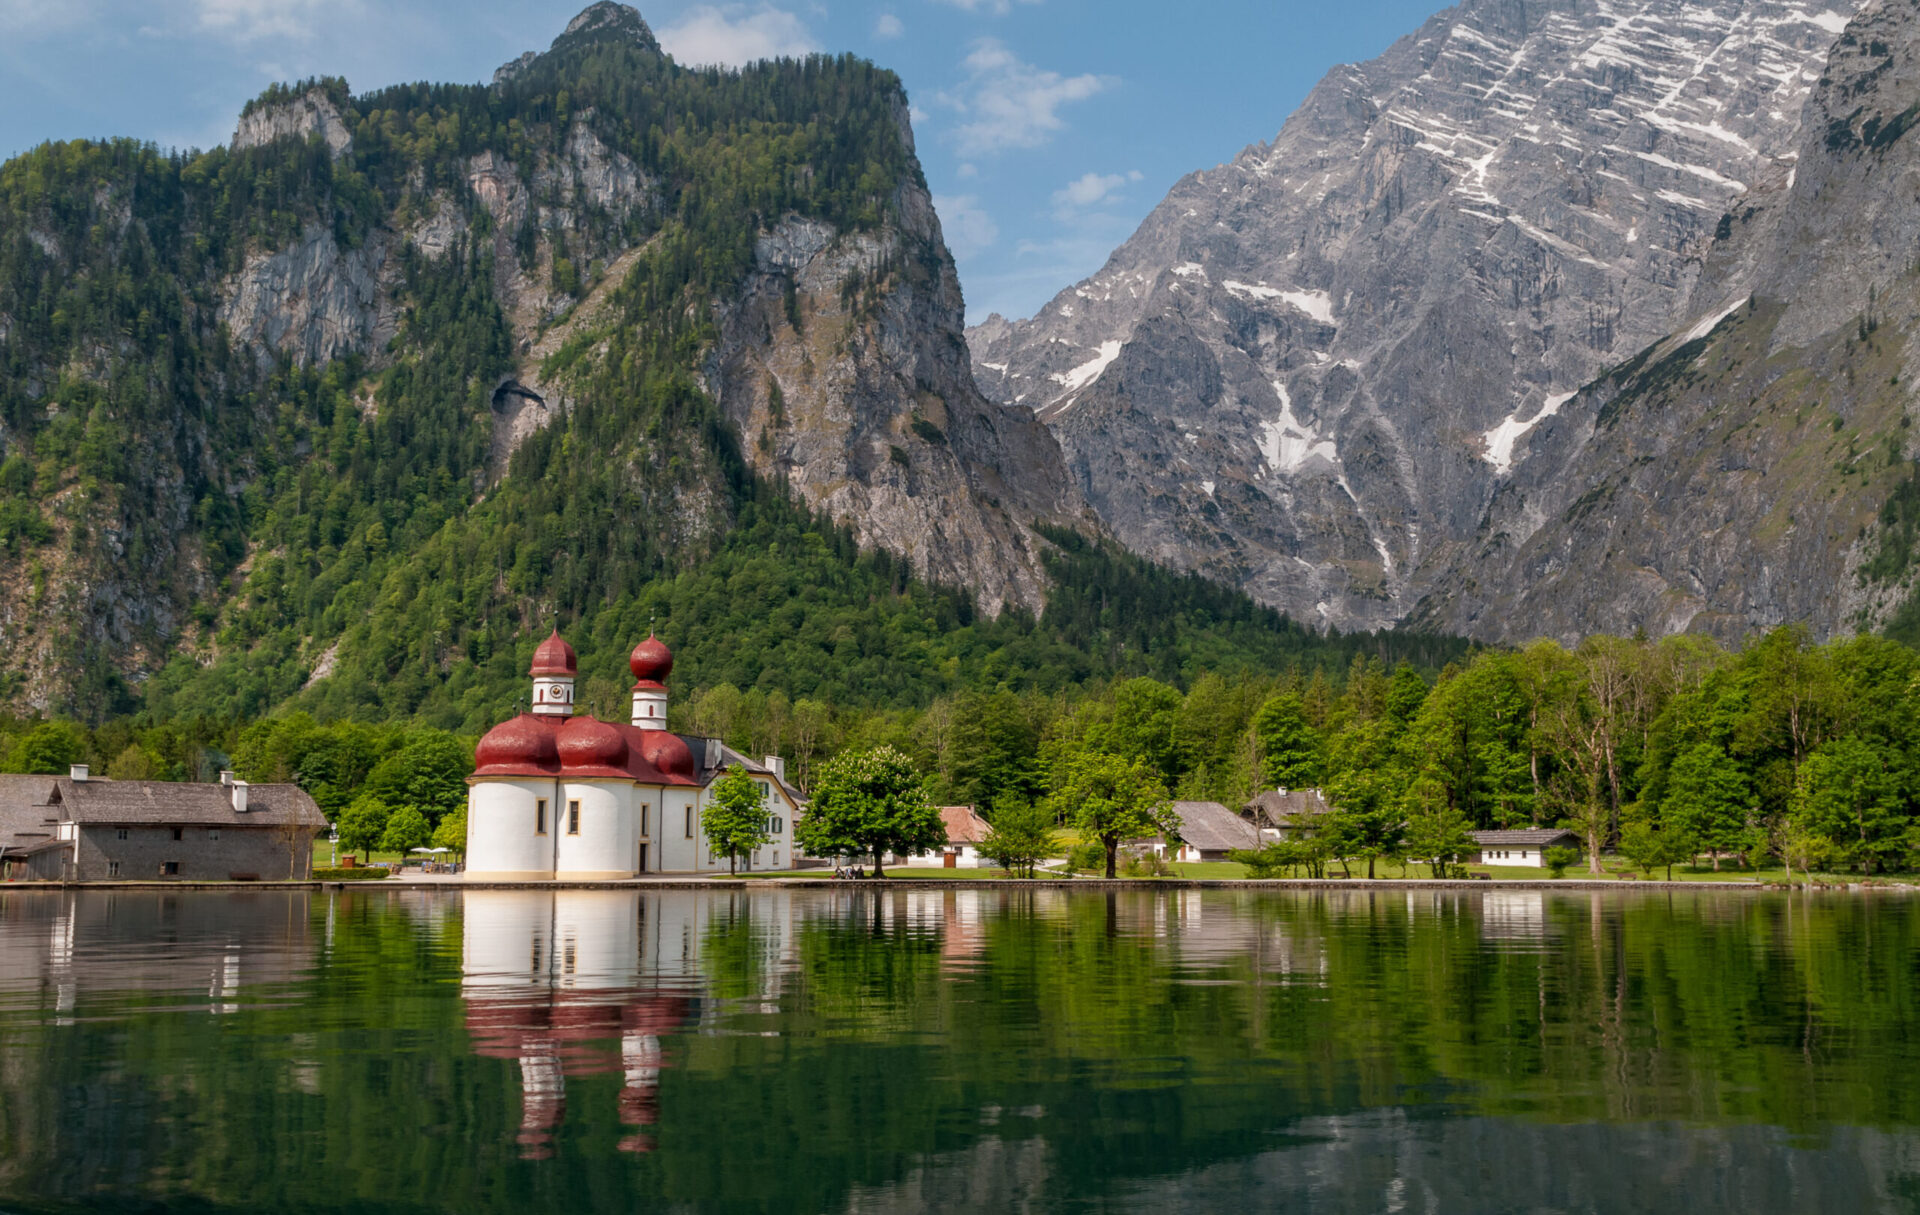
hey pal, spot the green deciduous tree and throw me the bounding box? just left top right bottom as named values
left=379, top=804, right=432, bottom=857
left=795, top=746, right=942, bottom=877
left=705, top=764, right=773, bottom=875
left=1663, top=742, right=1751, bottom=869
left=975, top=794, right=1059, bottom=878
left=1792, top=737, right=1907, bottom=874
left=5, top=722, right=85, bottom=775
left=1253, top=692, right=1322, bottom=790
left=1047, top=749, right=1176, bottom=879
left=336, top=793, right=392, bottom=863
left=1403, top=778, right=1476, bottom=879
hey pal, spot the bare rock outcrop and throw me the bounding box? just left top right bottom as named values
left=231, top=88, right=353, bottom=159
left=972, top=0, right=1867, bottom=636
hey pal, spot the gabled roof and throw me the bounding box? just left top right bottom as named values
left=705, top=741, right=806, bottom=804
left=0, top=776, right=60, bottom=856
left=1170, top=801, right=1261, bottom=852
left=1243, top=788, right=1332, bottom=827
left=47, top=778, right=327, bottom=828
left=940, top=806, right=992, bottom=845
left=1472, top=829, right=1582, bottom=847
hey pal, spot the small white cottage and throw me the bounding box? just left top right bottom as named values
left=899, top=806, right=994, bottom=868
left=1469, top=829, right=1582, bottom=868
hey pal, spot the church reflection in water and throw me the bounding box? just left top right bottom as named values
left=459, top=889, right=806, bottom=1157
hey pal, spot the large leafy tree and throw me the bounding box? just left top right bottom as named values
left=705, top=764, right=773, bottom=875
left=1792, top=737, right=1907, bottom=874
left=1253, top=692, right=1322, bottom=791
left=795, top=746, right=942, bottom=877
left=335, top=793, right=392, bottom=863
left=1662, top=742, right=1751, bottom=869
left=1047, top=749, right=1176, bottom=879
left=379, top=805, right=433, bottom=857
left=975, top=794, right=1060, bottom=879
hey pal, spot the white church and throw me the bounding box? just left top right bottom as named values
left=464, top=630, right=802, bottom=880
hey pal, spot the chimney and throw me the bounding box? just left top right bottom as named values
left=765, top=756, right=785, bottom=782
left=69, top=764, right=88, bottom=782
left=220, top=770, right=235, bottom=786
left=231, top=780, right=249, bottom=814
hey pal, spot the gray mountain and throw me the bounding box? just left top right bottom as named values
left=970, top=0, right=1866, bottom=638
left=1410, top=0, right=1920, bottom=642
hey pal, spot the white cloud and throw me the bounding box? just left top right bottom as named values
left=874, top=12, right=903, bottom=38
left=939, top=39, right=1112, bottom=157
left=932, top=0, right=1042, bottom=13
left=1050, top=169, right=1141, bottom=218
left=956, top=162, right=978, bottom=178
left=933, top=193, right=999, bottom=258
left=194, top=0, right=337, bottom=41
left=658, top=5, right=818, bottom=68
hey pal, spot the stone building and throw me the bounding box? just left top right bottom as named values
left=465, top=630, right=803, bottom=880
left=0, top=767, right=326, bottom=881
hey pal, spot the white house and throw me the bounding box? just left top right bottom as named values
left=899, top=806, right=994, bottom=868
left=463, top=630, right=803, bottom=880
left=1149, top=801, right=1262, bottom=863
left=1469, top=829, right=1582, bottom=868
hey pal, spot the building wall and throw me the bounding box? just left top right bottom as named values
left=467, top=778, right=563, bottom=880
left=555, top=781, right=633, bottom=880
left=467, top=776, right=798, bottom=879
left=1477, top=847, right=1547, bottom=868
left=71, top=824, right=313, bottom=880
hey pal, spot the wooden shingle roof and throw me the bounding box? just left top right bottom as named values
left=1170, top=801, right=1261, bottom=852
left=48, top=778, right=326, bottom=828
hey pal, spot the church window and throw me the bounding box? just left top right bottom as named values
left=641, top=804, right=650, bottom=837
left=536, top=799, right=548, bottom=835
left=685, top=806, right=695, bottom=838
left=568, top=801, right=581, bottom=835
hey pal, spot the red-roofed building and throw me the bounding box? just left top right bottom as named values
left=465, top=632, right=805, bottom=879
left=899, top=805, right=994, bottom=869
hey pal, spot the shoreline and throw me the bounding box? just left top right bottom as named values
left=1, top=876, right=1909, bottom=893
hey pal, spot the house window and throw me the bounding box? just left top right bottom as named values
left=107, top=861, right=121, bottom=877
left=116, top=828, right=129, bottom=841
left=567, top=801, right=581, bottom=835
left=536, top=799, right=548, bottom=835
left=759, top=782, right=770, bottom=801
left=162, top=861, right=179, bottom=876
left=171, top=828, right=183, bottom=841
left=209, top=829, right=221, bottom=841
left=685, top=806, right=694, bottom=838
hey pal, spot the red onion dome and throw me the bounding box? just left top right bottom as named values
left=638, top=729, right=695, bottom=780
left=474, top=715, right=561, bottom=774
left=557, top=715, right=629, bottom=771
left=530, top=628, right=578, bottom=677
left=629, top=634, right=673, bottom=685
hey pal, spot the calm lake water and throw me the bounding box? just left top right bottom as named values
left=0, top=886, right=1918, bottom=1213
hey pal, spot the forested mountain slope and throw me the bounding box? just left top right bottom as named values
left=969, top=0, right=1870, bottom=641
left=0, top=3, right=1095, bottom=719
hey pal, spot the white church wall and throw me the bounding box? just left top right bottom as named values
left=555, top=781, right=634, bottom=880
left=466, top=778, right=559, bottom=881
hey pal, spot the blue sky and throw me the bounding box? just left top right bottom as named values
left=0, top=0, right=1443, bottom=322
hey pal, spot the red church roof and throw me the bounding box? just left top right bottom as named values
left=629, top=635, right=672, bottom=687
left=530, top=629, right=578, bottom=677
left=473, top=713, right=699, bottom=785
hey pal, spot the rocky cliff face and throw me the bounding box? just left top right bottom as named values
left=971, top=0, right=1866, bottom=636
left=705, top=182, right=1083, bottom=616
left=1409, top=0, right=1920, bottom=642
left=0, top=3, right=1080, bottom=714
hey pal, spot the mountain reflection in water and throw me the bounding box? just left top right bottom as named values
left=0, top=886, right=1918, bottom=1213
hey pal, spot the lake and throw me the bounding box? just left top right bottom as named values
left=0, top=886, right=1917, bottom=1213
